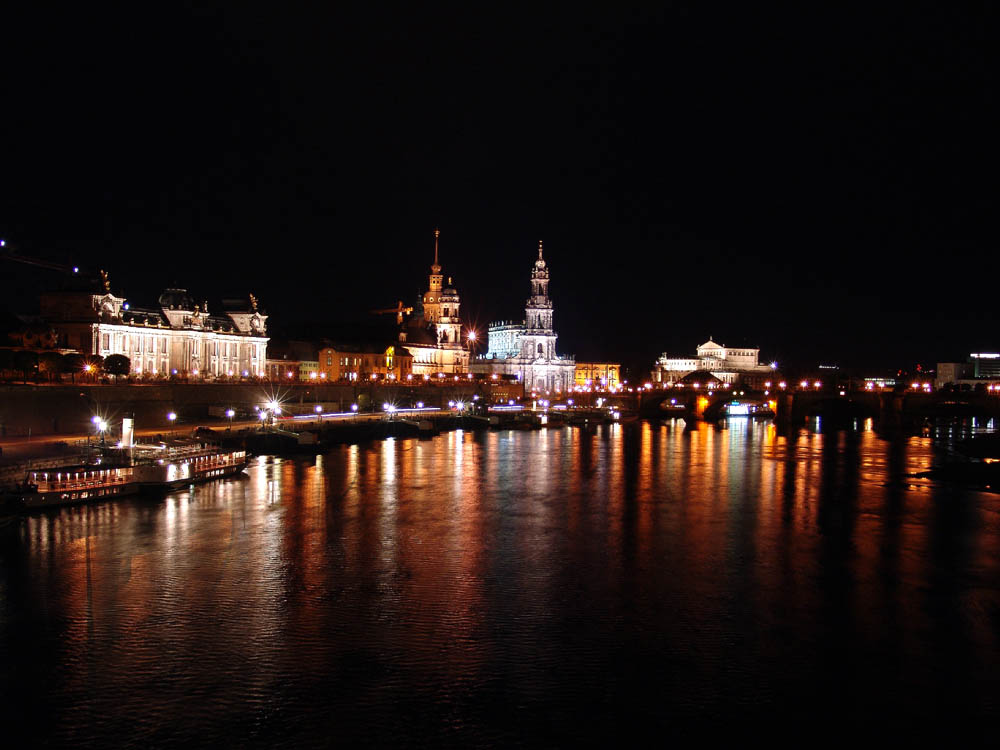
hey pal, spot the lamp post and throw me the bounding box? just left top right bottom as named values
left=226, top=408, right=235, bottom=430
left=315, top=403, right=323, bottom=423
left=167, top=411, right=177, bottom=437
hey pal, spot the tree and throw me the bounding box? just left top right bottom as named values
left=38, top=352, right=64, bottom=383
left=104, top=354, right=130, bottom=382
left=63, top=353, right=85, bottom=383
left=13, top=350, right=38, bottom=383
left=84, top=355, right=105, bottom=382
left=0, top=349, right=13, bottom=381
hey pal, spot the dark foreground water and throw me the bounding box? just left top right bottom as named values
left=1, top=420, right=998, bottom=746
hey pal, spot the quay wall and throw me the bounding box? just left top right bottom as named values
left=0, top=383, right=485, bottom=437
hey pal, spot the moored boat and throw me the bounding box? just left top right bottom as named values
left=10, top=447, right=249, bottom=510
left=16, top=465, right=138, bottom=509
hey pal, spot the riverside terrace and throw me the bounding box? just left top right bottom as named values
left=0, top=379, right=528, bottom=440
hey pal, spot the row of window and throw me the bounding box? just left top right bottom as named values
left=101, top=333, right=260, bottom=360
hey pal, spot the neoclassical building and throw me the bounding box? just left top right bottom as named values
left=41, top=272, right=268, bottom=378
left=652, top=337, right=774, bottom=385
left=398, top=229, right=469, bottom=374
left=471, top=242, right=575, bottom=393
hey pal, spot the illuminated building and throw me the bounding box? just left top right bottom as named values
left=318, top=344, right=413, bottom=381
left=652, top=337, right=774, bottom=386
left=40, top=273, right=268, bottom=378
left=574, top=362, right=620, bottom=390
left=265, top=340, right=319, bottom=381
left=935, top=353, right=1000, bottom=389
left=398, top=229, right=469, bottom=374
left=471, top=241, right=575, bottom=392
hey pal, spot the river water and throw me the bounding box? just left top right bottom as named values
left=1, top=419, right=998, bottom=745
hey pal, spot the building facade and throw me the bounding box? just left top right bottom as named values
left=935, top=353, right=1000, bottom=389
left=318, top=344, right=413, bottom=381
left=574, top=362, right=621, bottom=390
left=42, top=276, right=268, bottom=379
left=398, top=230, right=469, bottom=374
left=471, top=242, right=575, bottom=393
left=653, top=338, right=774, bottom=385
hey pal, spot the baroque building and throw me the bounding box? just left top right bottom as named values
left=574, top=362, right=621, bottom=390
left=471, top=242, right=575, bottom=392
left=41, top=272, right=268, bottom=378
left=398, top=230, right=469, bottom=374
left=652, top=337, right=775, bottom=385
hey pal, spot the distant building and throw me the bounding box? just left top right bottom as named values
left=41, top=272, right=268, bottom=379
left=935, top=353, right=1000, bottom=389
left=471, top=242, right=576, bottom=393
left=397, top=230, right=470, bottom=374
left=318, top=343, right=413, bottom=381
left=652, top=337, right=775, bottom=386
left=266, top=340, right=319, bottom=381
left=574, top=362, right=620, bottom=390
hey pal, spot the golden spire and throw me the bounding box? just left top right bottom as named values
left=432, top=228, right=441, bottom=274
left=538, top=240, right=544, bottom=260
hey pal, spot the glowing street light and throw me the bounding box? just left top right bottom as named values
left=226, top=408, right=235, bottom=429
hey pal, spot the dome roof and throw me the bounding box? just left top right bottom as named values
left=158, top=288, right=195, bottom=310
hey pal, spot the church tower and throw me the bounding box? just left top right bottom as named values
left=421, top=228, right=463, bottom=346
left=423, top=228, right=445, bottom=323
left=521, top=241, right=557, bottom=359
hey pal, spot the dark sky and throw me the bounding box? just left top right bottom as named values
left=0, top=4, right=990, bottom=375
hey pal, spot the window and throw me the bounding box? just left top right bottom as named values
left=102, top=334, right=110, bottom=350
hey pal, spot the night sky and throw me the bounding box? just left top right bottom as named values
left=0, top=4, right=990, bottom=375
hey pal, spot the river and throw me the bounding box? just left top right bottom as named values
left=1, top=419, right=998, bottom=745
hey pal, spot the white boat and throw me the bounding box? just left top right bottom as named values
left=13, top=448, right=248, bottom=510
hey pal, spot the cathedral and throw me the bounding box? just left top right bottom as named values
left=471, top=242, right=575, bottom=392
left=398, top=230, right=470, bottom=374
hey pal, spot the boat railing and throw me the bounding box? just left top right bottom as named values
left=29, top=470, right=133, bottom=492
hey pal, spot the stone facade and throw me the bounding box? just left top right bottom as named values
left=399, top=230, right=470, bottom=374
left=471, top=242, right=575, bottom=393
left=574, top=362, right=621, bottom=390
left=653, top=338, right=774, bottom=385
left=42, top=278, right=268, bottom=379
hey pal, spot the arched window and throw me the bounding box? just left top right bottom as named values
left=537, top=343, right=543, bottom=355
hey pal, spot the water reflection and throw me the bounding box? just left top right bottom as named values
left=1, top=420, right=998, bottom=745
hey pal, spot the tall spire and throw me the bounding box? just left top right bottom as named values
left=432, top=228, right=441, bottom=274
left=538, top=240, right=544, bottom=260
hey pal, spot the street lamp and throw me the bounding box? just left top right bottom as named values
left=315, top=403, right=323, bottom=423
left=226, top=408, right=235, bottom=430
left=167, top=411, right=177, bottom=436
